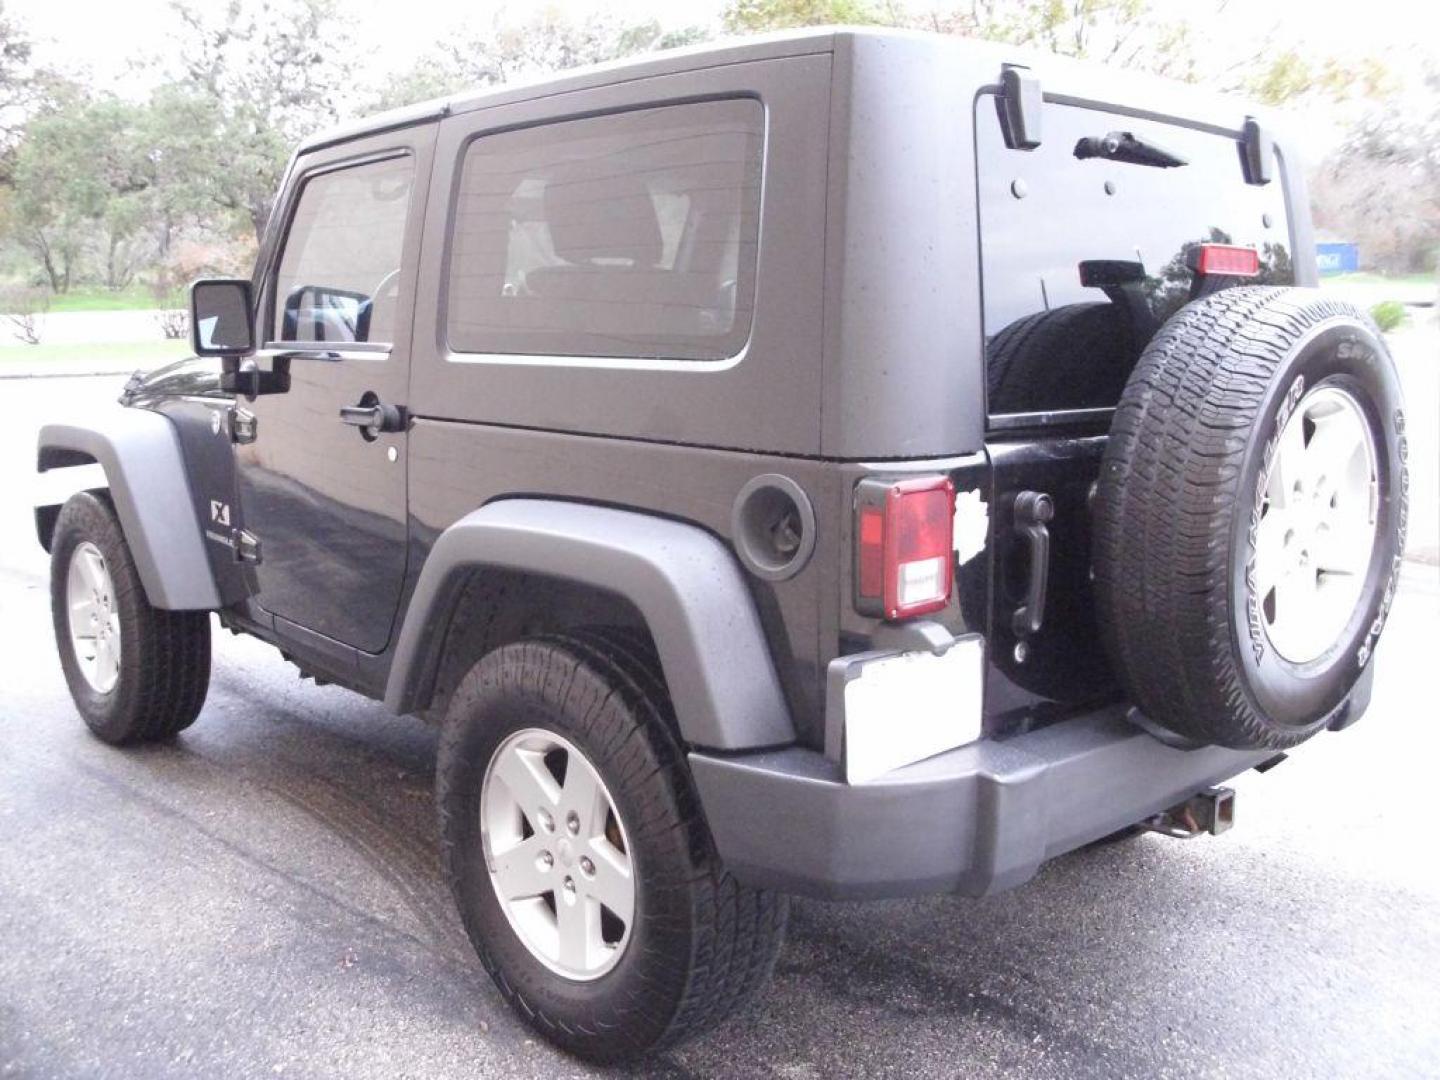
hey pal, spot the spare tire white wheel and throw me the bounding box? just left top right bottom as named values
left=1093, top=286, right=1407, bottom=750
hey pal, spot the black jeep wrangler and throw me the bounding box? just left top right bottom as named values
left=36, top=29, right=1407, bottom=1063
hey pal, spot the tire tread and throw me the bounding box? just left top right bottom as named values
left=1093, top=286, right=1391, bottom=749
left=50, top=491, right=210, bottom=744
left=436, top=629, right=787, bottom=1063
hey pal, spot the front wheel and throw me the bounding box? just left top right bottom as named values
left=437, top=631, right=788, bottom=1064
left=49, top=491, right=211, bottom=744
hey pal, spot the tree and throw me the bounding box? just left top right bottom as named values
left=0, top=1, right=61, bottom=177
left=1311, top=67, right=1440, bottom=272
left=720, top=0, right=1383, bottom=107
left=165, top=0, right=352, bottom=241
left=0, top=1, right=36, bottom=150
left=138, top=86, right=229, bottom=259
left=723, top=0, right=884, bottom=32
left=7, top=92, right=156, bottom=291
left=4, top=83, right=237, bottom=292
left=368, top=10, right=710, bottom=113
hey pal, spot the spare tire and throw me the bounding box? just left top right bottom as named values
left=1093, top=287, right=1408, bottom=750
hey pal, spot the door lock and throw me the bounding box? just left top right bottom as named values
left=233, top=528, right=262, bottom=565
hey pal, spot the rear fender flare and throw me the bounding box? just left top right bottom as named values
left=385, top=499, right=795, bottom=752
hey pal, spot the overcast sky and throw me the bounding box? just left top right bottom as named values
left=8, top=0, right=1433, bottom=161
left=11, top=0, right=1433, bottom=84
left=9, top=0, right=725, bottom=87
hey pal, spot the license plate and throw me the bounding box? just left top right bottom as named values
left=843, top=635, right=985, bottom=784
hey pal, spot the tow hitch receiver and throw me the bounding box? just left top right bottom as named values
left=1143, top=786, right=1235, bottom=839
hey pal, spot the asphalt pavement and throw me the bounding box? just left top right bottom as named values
left=2, top=374, right=1438, bottom=1079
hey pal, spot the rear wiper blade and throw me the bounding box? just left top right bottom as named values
left=1073, top=131, right=1188, bottom=169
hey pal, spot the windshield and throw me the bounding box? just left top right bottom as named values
left=976, top=97, right=1294, bottom=419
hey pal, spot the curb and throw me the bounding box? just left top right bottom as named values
left=0, top=369, right=134, bottom=381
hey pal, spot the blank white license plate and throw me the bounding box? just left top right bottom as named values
left=843, top=636, right=985, bottom=784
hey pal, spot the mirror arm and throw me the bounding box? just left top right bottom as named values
left=221, top=355, right=291, bottom=399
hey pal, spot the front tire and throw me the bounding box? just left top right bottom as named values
left=49, top=491, right=211, bottom=745
left=437, top=631, right=788, bottom=1064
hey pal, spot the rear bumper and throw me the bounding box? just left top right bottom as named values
left=689, top=705, right=1271, bottom=900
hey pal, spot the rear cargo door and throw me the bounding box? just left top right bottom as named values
left=973, top=91, right=1295, bottom=720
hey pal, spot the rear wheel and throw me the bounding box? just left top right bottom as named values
left=480, top=725, right=636, bottom=982
left=49, top=491, right=211, bottom=745
left=437, top=631, right=788, bottom=1063
left=1093, top=287, right=1407, bottom=750
left=986, top=302, right=1136, bottom=413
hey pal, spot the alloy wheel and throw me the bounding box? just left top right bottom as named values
left=480, top=727, right=635, bottom=980
left=66, top=541, right=122, bottom=694
left=1253, top=385, right=1380, bottom=664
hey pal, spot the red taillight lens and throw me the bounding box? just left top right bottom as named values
left=1190, top=243, right=1260, bottom=277
left=855, top=476, right=955, bottom=620
left=857, top=507, right=885, bottom=598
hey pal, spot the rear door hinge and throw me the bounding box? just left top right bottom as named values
left=1241, top=116, right=1273, bottom=185
left=230, top=406, right=258, bottom=444
left=999, top=64, right=1043, bottom=150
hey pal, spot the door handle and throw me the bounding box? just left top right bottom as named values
left=339, top=393, right=404, bottom=439
left=1010, top=490, right=1054, bottom=639
left=275, top=349, right=342, bottom=362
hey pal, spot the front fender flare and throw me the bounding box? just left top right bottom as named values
left=384, top=500, right=795, bottom=752
left=38, top=405, right=221, bottom=611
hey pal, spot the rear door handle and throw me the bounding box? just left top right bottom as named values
left=339, top=394, right=405, bottom=438
left=1011, top=490, right=1054, bottom=638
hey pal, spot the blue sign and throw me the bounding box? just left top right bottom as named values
left=1316, top=242, right=1359, bottom=275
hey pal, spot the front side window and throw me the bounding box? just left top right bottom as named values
left=447, top=98, right=764, bottom=361
left=272, top=154, right=415, bottom=345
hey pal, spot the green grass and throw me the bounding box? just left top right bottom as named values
left=1371, top=300, right=1409, bottom=333
left=37, top=285, right=171, bottom=313
left=0, top=340, right=191, bottom=367
left=1322, top=271, right=1437, bottom=288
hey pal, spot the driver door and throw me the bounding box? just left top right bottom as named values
left=236, top=125, right=435, bottom=656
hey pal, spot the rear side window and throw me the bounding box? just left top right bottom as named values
left=976, top=98, right=1293, bottom=418
left=446, top=99, right=764, bottom=361
left=272, top=154, right=414, bottom=345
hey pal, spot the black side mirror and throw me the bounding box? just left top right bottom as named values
left=190, top=278, right=256, bottom=356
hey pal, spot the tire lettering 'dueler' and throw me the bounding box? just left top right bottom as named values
left=1246, top=373, right=1306, bottom=664
left=1358, top=407, right=1408, bottom=669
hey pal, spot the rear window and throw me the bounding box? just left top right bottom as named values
left=446, top=98, right=764, bottom=361
left=976, top=98, right=1293, bottom=419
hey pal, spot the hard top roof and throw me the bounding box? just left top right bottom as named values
left=297, top=25, right=1277, bottom=156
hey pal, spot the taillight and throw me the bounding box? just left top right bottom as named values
left=1188, top=243, right=1260, bottom=278
left=855, top=476, right=955, bottom=620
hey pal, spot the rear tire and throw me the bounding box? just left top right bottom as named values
left=437, top=630, right=788, bottom=1064
left=49, top=491, right=211, bottom=745
left=986, top=302, right=1136, bottom=413
left=1093, top=287, right=1407, bottom=750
